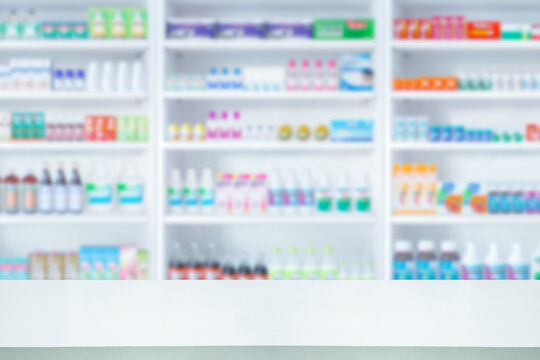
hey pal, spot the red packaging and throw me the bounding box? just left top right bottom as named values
left=95, top=115, right=106, bottom=141
left=419, top=19, right=433, bottom=39
left=84, top=115, right=95, bottom=141
left=526, top=124, right=539, bottom=141
left=532, top=25, right=540, bottom=40
left=394, top=19, right=409, bottom=39
left=466, top=21, right=501, bottom=40
left=105, top=116, right=117, bottom=141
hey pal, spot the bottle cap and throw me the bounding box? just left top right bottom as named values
left=418, top=239, right=435, bottom=252
left=395, top=240, right=412, bottom=252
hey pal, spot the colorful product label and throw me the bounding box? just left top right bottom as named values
left=168, top=187, right=182, bottom=207
left=461, top=264, right=483, bottom=280
left=439, top=260, right=460, bottom=280
left=393, top=259, right=414, bottom=280
left=299, top=188, right=314, bottom=208
left=284, top=188, right=299, bottom=208
left=183, top=187, right=198, bottom=207
left=199, top=187, right=215, bottom=207
left=268, top=188, right=283, bottom=208
left=86, top=183, right=113, bottom=205
left=336, top=188, right=352, bottom=212
left=508, top=264, right=530, bottom=280
left=485, top=264, right=507, bottom=280
left=117, top=183, right=144, bottom=205
left=416, top=258, right=437, bottom=280
left=316, top=188, right=332, bottom=212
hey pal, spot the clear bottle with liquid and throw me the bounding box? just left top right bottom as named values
left=199, top=168, right=215, bottom=214
left=38, top=163, right=53, bottom=214
left=269, top=246, right=285, bottom=280
left=302, top=246, right=319, bottom=280
left=168, top=169, right=183, bottom=213
left=54, top=163, right=68, bottom=214
left=4, top=170, right=19, bottom=214
left=22, top=170, right=38, bottom=214
left=320, top=246, right=338, bottom=280
left=183, top=168, right=199, bottom=213
left=285, top=246, right=302, bottom=280
left=69, top=163, right=83, bottom=214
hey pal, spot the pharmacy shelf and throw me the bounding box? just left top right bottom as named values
left=0, top=215, right=148, bottom=225
left=164, top=39, right=376, bottom=52
left=392, top=40, right=540, bottom=52
left=0, top=142, right=148, bottom=152
left=0, top=40, right=149, bottom=53
left=163, top=142, right=374, bottom=151
left=164, top=215, right=375, bottom=225
left=0, top=92, right=149, bottom=101
left=391, top=143, right=540, bottom=152
left=164, top=91, right=375, bottom=101
left=1, top=281, right=539, bottom=348
left=391, top=91, right=540, bottom=101
left=391, top=216, right=540, bottom=225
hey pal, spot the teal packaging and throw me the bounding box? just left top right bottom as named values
left=22, top=112, right=34, bottom=139
left=330, top=119, right=374, bottom=142
left=105, top=247, right=120, bottom=280
left=11, top=112, right=23, bottom=139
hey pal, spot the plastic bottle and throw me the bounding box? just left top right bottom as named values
left=131, top=61, right=144, bottom=92
left=168, top=168, right=183, bottom=213
left=439, top=240, right=460, bottom=280
left=253, top=254, right=268, bottom=280
left=3, top=170, right=19, bottom=214
left=285, top=246, right=302, bottom=280
left=511, top=185, right=525, bottom=214
left=207, top=68, right=219, bottom=89
left=220, top=68, right=230, bottom=90
left=300, top=59, right=311, bottom=91
left=5, top=10, right=19, bottom=40
left=349, top=260, right=362, bottom=280
left=221, top=254, right=237, bottom=280
left=206, top=111, right=218, bottom=140
left=237, top=254, right=253, bottom=280
left=219, top=111, right=229, bottom=140
left=335, top=172, right=352, bottom=213
left=326, top=59, right=339, bottom=91
left=21, top=170, right=38, bottom=214
left=199, top=168, right=215, bottom=214
left=283, top=170, right=299, bottom=214
left=101, top=61, right=114, bottom=92
left=269, top=247, right=285, bottom=280
left=22, top=10, right=39, bottom=39
left=485, top=242, right=506, bottom=280
left=116, top=61, right=129, bottom=92
left=232, top=111, right=242, bottom=140
left=302, top=246, right=319, bottom=280
left=215, top=173, right=233, bottom=214
left=168, top=241, right=185, bottom=280
left=183, top=168, right=199, bottom=213
left=416, top=240, right=437, bottom=280
left=393, top=240, right=414, bottom=280
left=68, top=164, right=83, bottom=214
left=320, top=246, right=338, bottom=280
left=232, top=68, right=243, bottom=90
left=188, top=242, right=204, bottom=280
left=116, top=162, right=144, bottom=213
left=267, top=170, right=283, bottom=214
left=532, top=244, right=540, bottom=280
left=313, top=59, right=325, bottom=91
left=204, top=243, right=221, bottom=280
left=507, top=242, right=530, bottom=280
left=38, top=164, right=53, bottom=214
left=461, top=242, right=484, bottom=280
left=85, top=163, right=113, bottom=213
left=249, top=173, right=267, bottom=215
left=315, top=172, right=332, bottom=213
left=54, top=164, right=68, bottom=214
left=298, top=170, right=314, bottom=214
left=286, top=59, right=298, bottom=91
left=355, top=174, right=371, bottom=213
left=362, top=260, right=376, bottom=280
left=232, top=173, right=250, bottom=214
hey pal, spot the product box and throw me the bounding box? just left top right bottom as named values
left=120, top=246, right=137, bottom=280
left=462, top=183, right=487, bottom=215
left=126, top=8, right=148, bottom=39
left=533, top=25, right=540, bottom=40
left=466, top=21, right=501, bottom=40
left=216, top=20, right=265, bottom=39
left=266, top=20, right=312, bottom=39
left=313, top=19, right=374, bottom=40
left=167, top=18, right=215, bottom=39
left=72, top=22, right=89, bottom=39
left=106, top=8, right=128, bottom=39
left=105, top=247, right=120, bottom=280
left=137, top=250, right=149, bottom=280
left=330, top=119, right=373, bottom=142
left=436, top=182, right=462, bottom=214
left=136, top=116, right=148, bottom=141
left=89, top=8, right=108, bottom=39
left=40, top=22, right=57, bottom=39
left=501, top=24, right=531, bottom=40
left=339, top=53, right=373, bottom=91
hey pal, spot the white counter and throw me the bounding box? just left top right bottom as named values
left=1, top=281, right=539, bottom=348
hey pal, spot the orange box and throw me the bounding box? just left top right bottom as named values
left=393, top=78, right=403, bottom=90
left=417, top=77, right=432, bottom=90
left=443, top=77, right=458, bottom=90
left=471, top=195, right=487, bottom=214
left=466, top=21, right=500, bottom=40
left=445, top=194, right=462, bottom=214
left=405, top=79, right=417, bottom=90
left=394, top=19, right=409, bottom=39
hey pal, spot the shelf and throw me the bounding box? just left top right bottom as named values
left=164, top=39, right=375, bottom=51
left=393, top=40, right=540, bottom=52
left=164, top=215, right=375, bottom=225
left=0, top=215, right=148, bottom=225
left=163, top=142, right=374, bottom=151
left=164, top=91, right=375, bottom=101
left=0, top=281, right=538, bottom=348
left=0, top=92, right=149, bottom=101
left=0, top=143, right=148, bottom=152
left=392, top=91, right=540, bottom=101
left=392, top=216, right=540, bottom=225
left=391, top=143, right=540, bottom=152
left=0, top=40, right=149, bottom=52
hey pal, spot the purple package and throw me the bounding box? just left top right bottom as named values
left=217, top=20, right=265, bottom=39
left=167, top=18, right=216, bottom=39
left=266, top=20, right=313, bottom=39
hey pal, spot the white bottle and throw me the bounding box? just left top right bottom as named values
left=315, top=172, right=332, bottom=213
left=268, top=170, right=283, bottom=214
left=313, top=59, right=325, bottom=91
left=320, top=246, right=338, bottom=280
left=299, top=170, right=314, bottom=214
left=283, top=170, right=299, bottom=214
left=362, top=260, right=376, bottom=280
left=300, top=59, right=311, bottom=91
left=68, top=163, right=84, bottom=214
left=101, top=61, right=115, bottom=92
left=507, top=242, right=530, bottom=280
left=54, top=163, right=68, bottom=214
left=206, top=111, right=218, bottom=141
left=303, top=246, right=319, bottom=280
left=184, top=168, right=199, bottom=213
left=285, top=59, right=298, bottom=91
left=87, top=61, right=100, bottom=92
left=285, top=246, right=302, bottom=280
left=5, top=10, right=19, bottom=40
left=199, top=168, right=215, bottom=214
left=355, top=174, right=371, bottom=213
left=215, top=173, right=233, bottom=214
left=85, top=163, right=114, bottom=213
left=168, top=168, right=183, bottom=214
left=485, top=242, right=506, bottom=280
left=116, top=162, right=144, bottom=213
left=232, top=173, right=250, bottom=214
left=335, top=172, right=352, bottom=213
left=326, top=59, right=339, bottom=91
left=269, top=246, right=285, bottom=280
left=461, top=242, right=483, bottom=280
left=131, top=61, right=144, bottom=92
left=116, top=61, right=129, bottom=92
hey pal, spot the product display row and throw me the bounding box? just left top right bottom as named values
left=0, top=163, right=144, bottom=215
left=0, top=59, right=145, bottom=93
left=168, top=113, right=373, bottom=143
left=393, top=240, right=539, bottom=280
left=167, top=168, right=371, bottom=215
left=393, top=163, right=540, bottom=216
left=394, top=116, right=540, bottom=143
left=165, top=54, right=373, bottom=92
left=395, top=17, right=540, bottom=41
left=0, top=8, right=147, bottom=40
left=166, top=18, right=375, bottom=40
left=0, top=112, right=148, bottom=142
left=0, top=246, right=148, bottom=280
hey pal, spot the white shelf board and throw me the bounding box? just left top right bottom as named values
left=163, top=142, right=374, bottom=151
left=0, top=40, right=149, bottom=52
left=164, top=214, right=375, bottom=225
left=0, top=142, right=148, bottom=152
left=0, top=92, right=149, bottom=101
left=0, top=215, right=148, bottom=225
left=391, top=143, right=540, bottom=152
left=392, top=216, right=540, bottom=225
left=393, top=40, right=540, bottom=52
left=164, top=39, right=375, bottom=51
left=392, top=91, right=540, bottom=101
left=164, top=91, right=375, bottom=101
left=0, top=281, right=538, bottom=348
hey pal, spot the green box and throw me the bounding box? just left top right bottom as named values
left=40, top=22, right=57, bottom=39
left=89, top=8, right=108, bottom=39
left=72, top=22, right=89, bottom=39
left=501, top=24, right=531, bottom=41
left=33, top=112, right=46, bottom=139
left=106, top=8, right=128, bottom=39
left=313, top=19, right=375, bottom=40
left=56, top=22, right=72, bottom=39
left=125, top=8, right=148, bottom=39
left=23, top=112, right=34, bottom=139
